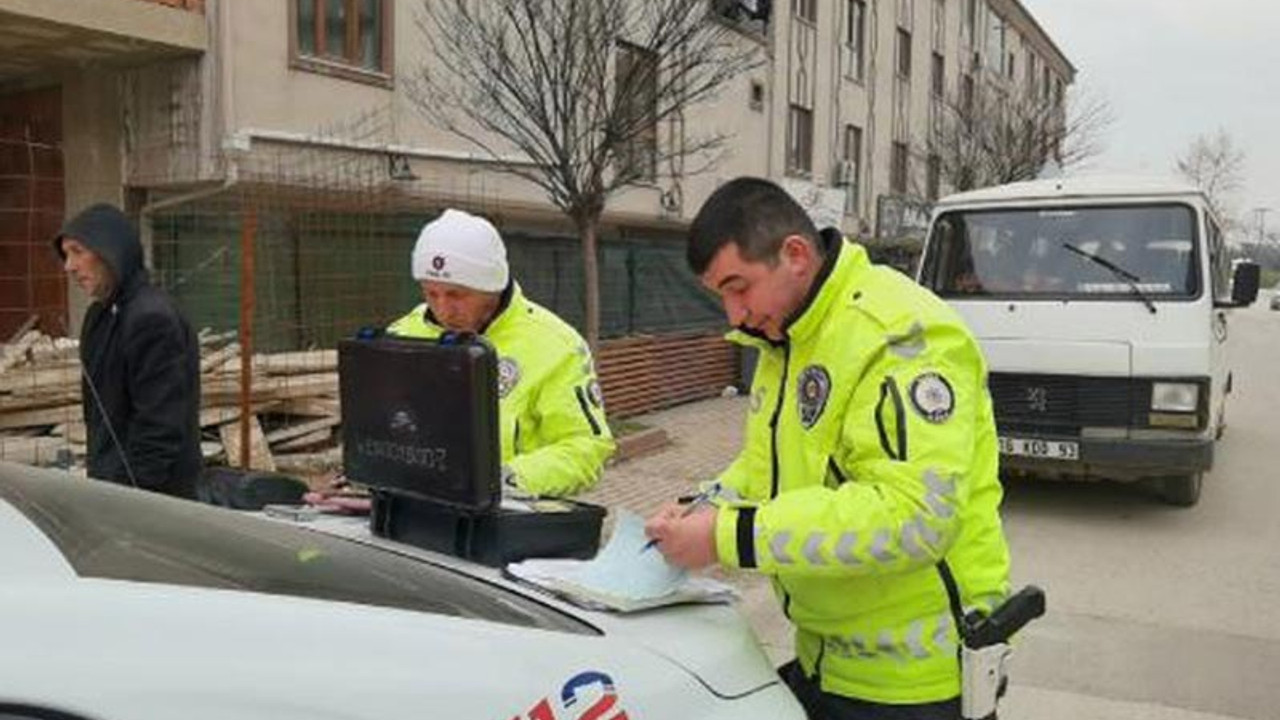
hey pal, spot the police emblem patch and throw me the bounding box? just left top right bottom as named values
left=587, top=380, right=604, bottom=408
left=909, top=372, right=955, bottom=423
left=796, top=365, right=832, bottom=429
left=750, top=386, right=766, bottom=413
left=497, top=357, right=521, bottom=398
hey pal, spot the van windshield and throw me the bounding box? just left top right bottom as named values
left=921, top=204, right=1201, bottom=300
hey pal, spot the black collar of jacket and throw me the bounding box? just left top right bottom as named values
left=779, top=227, right=843, bottom=339
left=421, top=280, right=515, bottom=335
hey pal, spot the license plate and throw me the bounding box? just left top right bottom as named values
left=998, top=436, right=1079, bottom=460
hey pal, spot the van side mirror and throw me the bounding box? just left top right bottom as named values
left=1228, top=261, right=1261, bottom=307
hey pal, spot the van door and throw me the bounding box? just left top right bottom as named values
left=1206, top=214, right=1231, bottom=435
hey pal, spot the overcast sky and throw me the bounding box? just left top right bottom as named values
left=1022, top=0, right=1280, bottom=238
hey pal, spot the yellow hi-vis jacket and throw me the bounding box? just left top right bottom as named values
left=714, top=234, right=1011, bottom=704
left=386, top=283, right=614, bottom=497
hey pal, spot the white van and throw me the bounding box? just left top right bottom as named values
left=917, top=176, right=1261, bottom=506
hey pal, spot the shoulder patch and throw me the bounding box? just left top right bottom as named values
left=796, top=365, right=832, bottom=429
left=497, top=357, right=521, bottom=398
left=908, top=372, right=954, bottom=423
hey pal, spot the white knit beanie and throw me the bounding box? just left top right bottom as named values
left=410, top=209, right=510, bottom=293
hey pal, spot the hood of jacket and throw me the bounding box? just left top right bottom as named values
left=53, top=204, right=147, bottom=301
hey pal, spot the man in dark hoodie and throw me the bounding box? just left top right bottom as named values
left=54, top=203, right=202, bottom=499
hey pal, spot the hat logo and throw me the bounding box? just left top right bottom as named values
left=432, top=255, right=446, bottom=271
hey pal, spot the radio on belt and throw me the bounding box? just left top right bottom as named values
left=338, top=332, right=603, bottom=567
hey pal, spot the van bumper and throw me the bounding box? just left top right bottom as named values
left=1000, top=436, right=1213, bottom=480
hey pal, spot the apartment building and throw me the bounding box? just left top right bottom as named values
left=0, top=0, right=1071, bottom=361
left=738, top=0, right=1075, bottom=240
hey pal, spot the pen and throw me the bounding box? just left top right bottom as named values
left=641, top=492, right=713, bottom=553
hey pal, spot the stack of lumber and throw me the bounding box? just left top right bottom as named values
left=0, top=327, right=344, bottom=474
left=597, top=332, right=738, bottom=419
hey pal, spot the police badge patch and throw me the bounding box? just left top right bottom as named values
left=909, top=372, right=955, bottom=423
left=796, top=365, right=832, bottom=429
left=587, top=379, right=604, bottom=408
left=497, top=357, right=521, bottom=398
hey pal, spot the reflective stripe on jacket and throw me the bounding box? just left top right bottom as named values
left=387, top=283, right=614, bottom=497
left=713, top=235, right=1011, bottom=704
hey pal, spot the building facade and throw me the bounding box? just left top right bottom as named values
left=0, top=0, right=1072, bottom=346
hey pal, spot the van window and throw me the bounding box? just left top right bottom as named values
left=922, top=204, right=1201, bottom=301
left=1206, top=215, right=1230, bottom=301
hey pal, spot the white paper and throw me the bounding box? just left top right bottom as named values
left=504, top=511, right=736, bottom=612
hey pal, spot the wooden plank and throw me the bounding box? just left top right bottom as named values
left=254, top=349, right=337, bottom=375
left=0, top=436, right=65, bottom=465
left=274, top=397, right=341, bottom=417
left=273, top=428, right=333, bottom=452
left=200, top=342, right=240, bottom=374
left=0, top=330, right=43, bottom=375
left=0, top=391, right=81, bottom=413
left=264, top=416, right=341, bottom=445
left=0, top=403, right=81, bottom=430
left=198, top=401, right=281, bottom=428
left=219, top=415, right=276, bottom=472
left=5, top=315, right=38, bottom=345
left=0, top=366, right=81, bottom=394
left=201, top=372, right=338, bottom=404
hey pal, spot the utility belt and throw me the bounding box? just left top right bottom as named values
left=937, top=562, right=1046, bottom=720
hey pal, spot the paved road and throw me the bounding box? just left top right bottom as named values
left=589, top=293, right=1280, bottom=719
left=1000, top=296, right=1280, bottom=719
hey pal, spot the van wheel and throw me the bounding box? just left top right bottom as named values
left=1159, top=473, right=1203, bottom=507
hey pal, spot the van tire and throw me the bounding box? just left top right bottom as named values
left=1159, top=473, right=1203, bottom=507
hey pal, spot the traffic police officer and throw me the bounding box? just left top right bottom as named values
left=645, top=178, right=1011, bottom=719
left=387, top=209, right=614, bottom=498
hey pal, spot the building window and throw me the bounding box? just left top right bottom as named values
left=1006, top=51, right=1016, bottom=79
left=1026, top=52, right=1039, bottom=97
left=964, top=0, right=977, bottom=45
left=927, top=154, right=941, bottom=200
left=787, top=104, right=814, bottom=175
left=961, top=73, right=975, bottom=120
left=891, top=141, right=909, bottom=194
left=615, top=42, right=659, bottom=182
left=842, top=124, right=863, bottom=207
left=896, top=28, right=913, bottom=79
left=749, top=80, right=766, bottom=111
left=931, top=52, right=945, bottom=97
left=793, top=0, right=817, bottom=23
left=291, top=0, right=393, bottom=85
left=846, top=0, right=866, bottom=81
left=1055, top=77, right=1065, bottom=107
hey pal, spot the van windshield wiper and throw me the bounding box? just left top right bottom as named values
left=1062, top=242, right=1157, bottom=314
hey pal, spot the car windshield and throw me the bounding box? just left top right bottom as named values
left=0, top=467, right=593, bottom=635
left=921, top=204, right=1201, bottom=300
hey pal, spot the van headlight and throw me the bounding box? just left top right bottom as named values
left=1151, top=382, right=1199, bottom=412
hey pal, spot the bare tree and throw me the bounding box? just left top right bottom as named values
left=1175, top=129, right=1246, bottom=221
left=928, top=81, right=1112, bottom=193
left=407, top=0, right=762, bottom=348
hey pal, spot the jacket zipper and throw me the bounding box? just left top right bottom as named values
left=770, top=345, right=794, bottom=619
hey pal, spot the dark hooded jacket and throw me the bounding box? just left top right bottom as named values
left=55, top=204, right=201, bottom=498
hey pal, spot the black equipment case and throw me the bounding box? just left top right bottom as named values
left=339, top=333, right=603, bottom=566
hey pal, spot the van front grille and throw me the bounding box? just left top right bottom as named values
left=987, top=373, right=1150, bottom=436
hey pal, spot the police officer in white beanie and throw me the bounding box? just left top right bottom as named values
left=388, top=209, right=614, bottom=498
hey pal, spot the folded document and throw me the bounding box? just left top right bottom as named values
left=504, top=510, right=736, bottom=612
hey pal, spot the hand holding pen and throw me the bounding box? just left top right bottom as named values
left=641, top=490, right=720, bottom=569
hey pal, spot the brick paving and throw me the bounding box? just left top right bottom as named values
left=581, top=394, right=794, bottom=663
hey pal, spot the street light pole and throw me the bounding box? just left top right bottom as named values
left=1253, top=207, right=1271, bottom=245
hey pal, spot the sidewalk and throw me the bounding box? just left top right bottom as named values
left=581, top=394, right=794, bottom=663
